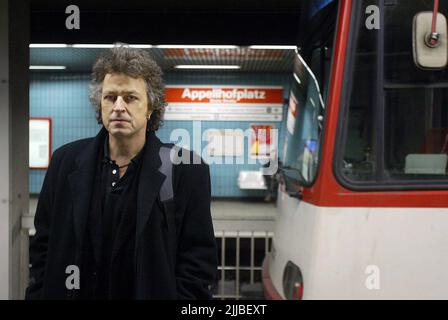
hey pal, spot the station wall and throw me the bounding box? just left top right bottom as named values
left=29, top=72, right=291, bottom=197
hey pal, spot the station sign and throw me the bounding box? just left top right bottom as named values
left=165, top=86, right=284, bottom=122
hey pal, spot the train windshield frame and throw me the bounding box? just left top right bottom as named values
left=335, top=0, right=448, bottom=191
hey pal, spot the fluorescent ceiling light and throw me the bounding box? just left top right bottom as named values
left=29, top=44, right=68, bottom=48
left=174, top=65, right=241, bottom=70
left=30, top=43, right=153, bottom=49
left=157, top=45, right=239, bottom=49
left=29, top=66, right=66, bottom=70
left=72, top=44, right=115, bottom=48
left=129, top=44, right=152, bottom=48
left=249, top=45, right=297, bottom=50
left=293, top=73, right=301, bottom=84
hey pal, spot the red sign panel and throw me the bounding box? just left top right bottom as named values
left=166, top=87, right=284, bottom=104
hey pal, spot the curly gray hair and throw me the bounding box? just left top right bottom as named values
left=89, top=45, right=166, bottom=131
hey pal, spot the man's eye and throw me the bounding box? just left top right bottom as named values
left=104, top=95, right=116, bottom=102
left=123, top=96, right=138, bottom=103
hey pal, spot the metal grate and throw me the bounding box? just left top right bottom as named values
left=213, top=231, right=273, bottom=300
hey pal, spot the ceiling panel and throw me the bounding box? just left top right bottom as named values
left=30, top=47, right=296, bottom=73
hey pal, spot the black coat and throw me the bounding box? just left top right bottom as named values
left=25, top=128, right=218, bottom=300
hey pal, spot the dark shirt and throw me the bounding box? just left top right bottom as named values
left=95, top=136, right=145, bottom=299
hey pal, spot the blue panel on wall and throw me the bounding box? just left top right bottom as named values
left=29, top=72, right=291, bottom=198
left=29, top=74, right=101, bottom=193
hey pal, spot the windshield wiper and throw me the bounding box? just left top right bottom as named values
left=279, top=165, right=306, bottom=200
left=281, top=165, right=307, bottom=185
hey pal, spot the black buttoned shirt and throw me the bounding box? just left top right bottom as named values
left=95, top=137, right=145, bottom=299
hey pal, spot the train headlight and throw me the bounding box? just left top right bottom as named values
left=282, top=261, right=304, bottom=300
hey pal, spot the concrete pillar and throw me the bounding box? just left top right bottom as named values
left=0, top=0, right=30, bottom=299
left=0, top=0, right=10, bottom=300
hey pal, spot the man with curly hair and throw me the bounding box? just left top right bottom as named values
left=26, top=46, right=218, bottom=300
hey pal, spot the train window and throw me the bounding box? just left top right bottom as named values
left=282, top=1, right=337, bottom=186
left=339, top=0, right=448, bottom=187
left=283, top=51, right=326, bottom=185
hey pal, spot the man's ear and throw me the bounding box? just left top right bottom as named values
left=97, top=110, right=103, bottom=124
left=146, top=112, right=154, bottom=131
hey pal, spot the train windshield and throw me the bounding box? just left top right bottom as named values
left=339, top=0, right=448, bottom=188
left=282, top=0, right=337, bottom=185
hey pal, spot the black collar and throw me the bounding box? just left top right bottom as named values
left=103, top=132, right=148, bottom=167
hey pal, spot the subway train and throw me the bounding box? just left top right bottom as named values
left=263, top=0, right=448, bottom=299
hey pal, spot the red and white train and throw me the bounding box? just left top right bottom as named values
left=263, top=0, right=448, bottom=299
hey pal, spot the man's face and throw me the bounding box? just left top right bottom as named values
left=101, top=73, right=151, bottom=138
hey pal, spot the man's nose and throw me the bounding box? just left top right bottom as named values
left=112, top=96, right=126, bottom=112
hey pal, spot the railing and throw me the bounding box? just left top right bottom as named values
left=213, top=231, right=273, bottom=300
